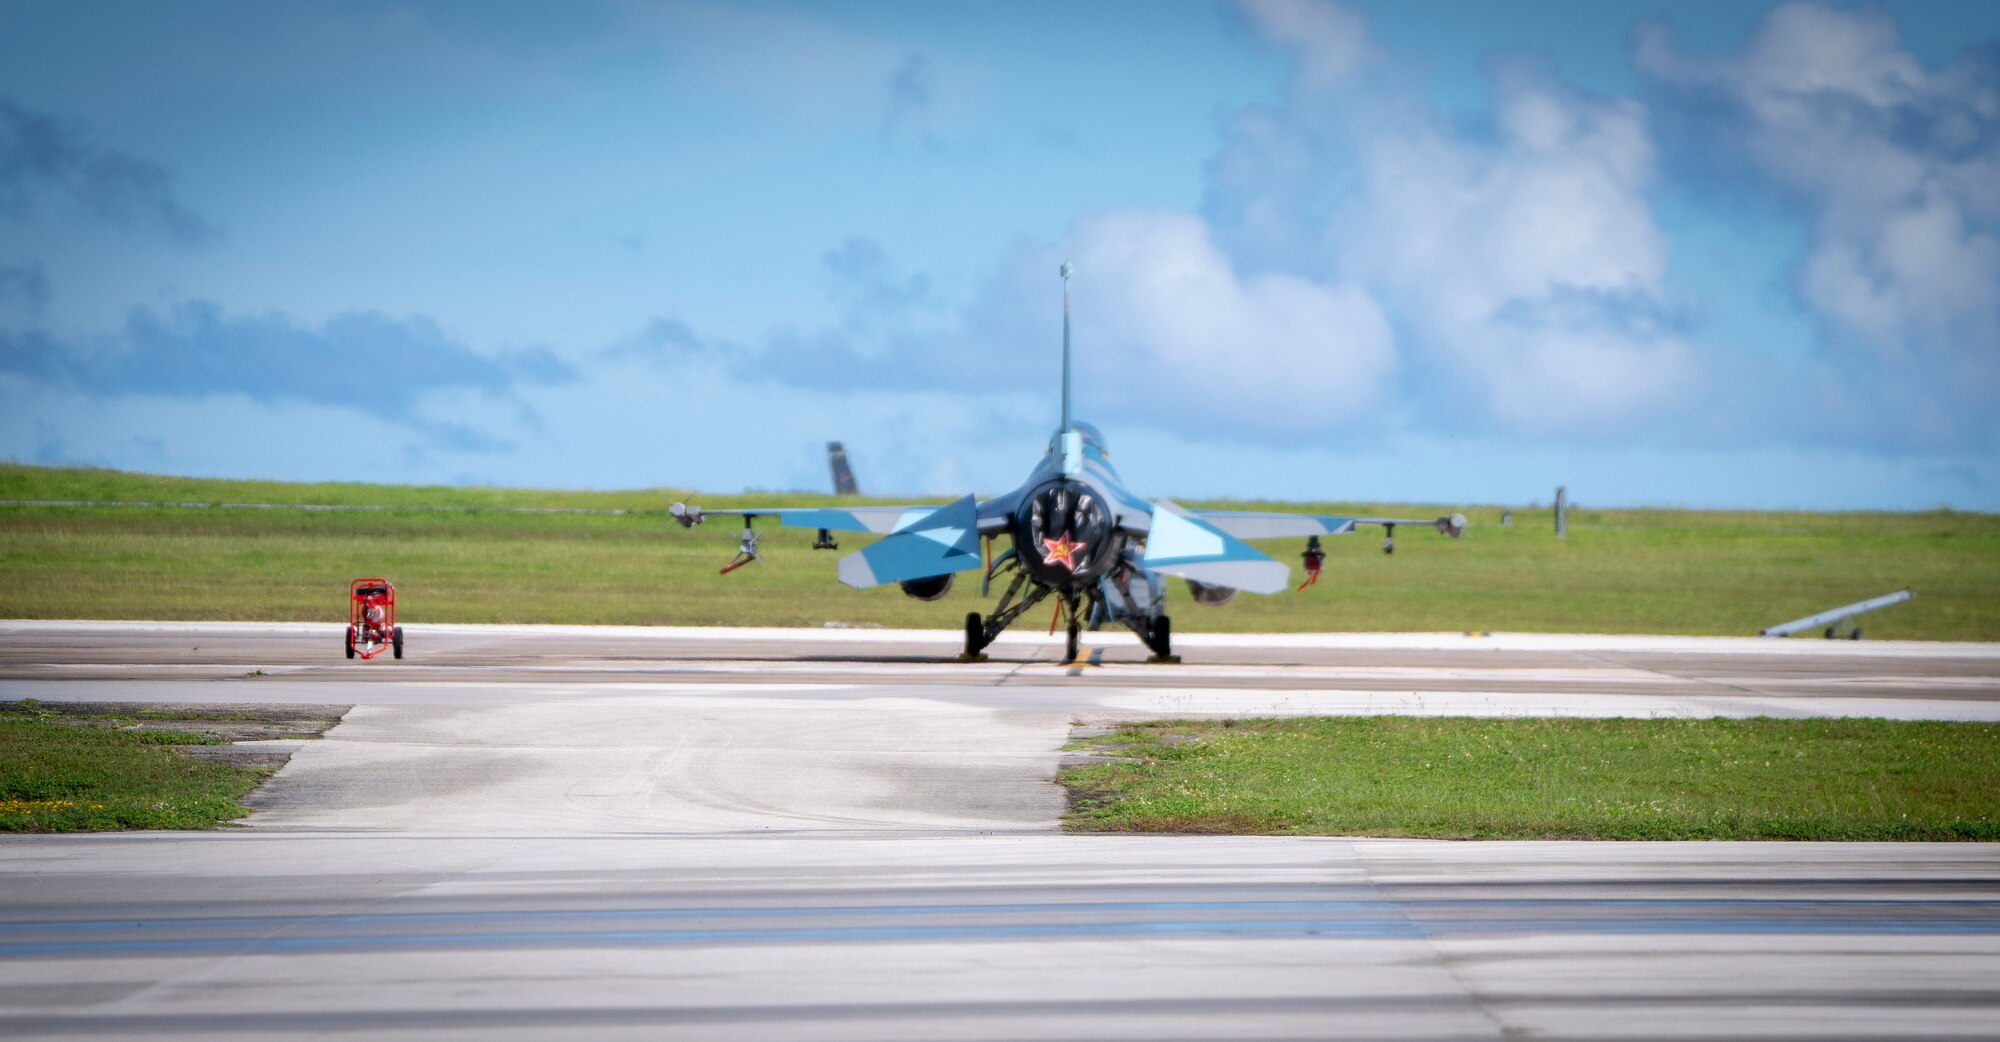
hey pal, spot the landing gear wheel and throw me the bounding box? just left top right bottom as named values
left=1148, top=615, right=1179, bottom=664
left=344, top=626, right=356, bottom=660
left=392, top=625, right=405, bottom=659
left=961, top=611, right=987, bottom=661
left=1065, top=622, right=1081, bottom=664
left=1850, top=628, right=1863, bottom=641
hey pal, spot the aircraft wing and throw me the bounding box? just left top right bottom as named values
left=1189, top=510, right=1358, bottom=539
left=671, top=496, right=986, bottom=589
left=1192, top=509, right=1466, bottom=540
left=671, top=503, right=945, bottom=534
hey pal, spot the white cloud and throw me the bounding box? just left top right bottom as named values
left=638, top=216, right=1400, bottom=444
left=1801, top=192, right=2000, bottom=354
left=1219, top=0, right=1696, bottom=432
left=1055, top=210, right=1396, bottom=435
left=1345, top=66, right=1694, bottom=429
left=1638, top=2, right=2000, bottom=434
left=1236, top=0, right=1374, bottom=87
left=632, top=0, right=1986, bottom=464
left=694, top=1, right=1701, bottom=442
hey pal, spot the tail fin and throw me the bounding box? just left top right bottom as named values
left=826, top=441, right=858, bottom=495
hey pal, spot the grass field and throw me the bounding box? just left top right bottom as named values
left=1061, top=717, right=2000, bottom=840
left=0, top=700, right=274, bottom=832
left=3, top=463, right=1997, bottom=638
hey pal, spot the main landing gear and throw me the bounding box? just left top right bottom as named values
left=962, top=611, right=988, bottom=662
left=1147, top=614, right=1176, bottom=664
left=961, top=608, right=1174, bottom=664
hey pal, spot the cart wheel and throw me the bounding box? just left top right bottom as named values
left=344, top=626, right=356, bottom=660
left=1065, top=622, right=1081, bottom=664
left=392, top=625, right=405, bottom=659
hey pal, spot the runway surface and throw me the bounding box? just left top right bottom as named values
left=3, top=621, right=1998, bottom=1039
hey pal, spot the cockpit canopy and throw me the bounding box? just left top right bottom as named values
left=1046, top=422, right=1109, bottom=459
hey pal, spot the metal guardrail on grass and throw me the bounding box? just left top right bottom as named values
left=1761, top=589, right=1914, bottom=639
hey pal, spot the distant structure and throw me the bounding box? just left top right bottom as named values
left=1554, top=486, right=1567, bottom=539
left=827, top=442, right=859, bottom=496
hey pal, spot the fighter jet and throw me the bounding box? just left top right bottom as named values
left=671, top=263, right=1466, bottom=663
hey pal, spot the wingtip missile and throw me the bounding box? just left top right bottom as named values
left=1436, top=513, right=1467, bottom=538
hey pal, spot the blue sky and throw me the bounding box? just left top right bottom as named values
left=2, top=0, right=1996, bottom=510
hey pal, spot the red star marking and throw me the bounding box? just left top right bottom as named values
left=1041, top=531, right=1088, bottom=571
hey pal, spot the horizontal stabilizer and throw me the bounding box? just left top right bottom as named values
left=1192, top=510, right=1358, bottom=539
left=837, top=495, right=982, bottom=588
left=776, top=506, right=939, bottom=534
left=1141, top=500, right=1290, bottom=595
left=677, top=505, right=939, bottom=534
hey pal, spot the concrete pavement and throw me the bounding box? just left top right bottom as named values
left=2, top=622, right=1997, bottom=1038
left=2, top=834, right=1996, bottom=1040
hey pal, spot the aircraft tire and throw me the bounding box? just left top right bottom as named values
left=1065, top=622, right=1081, bottom=664
left=964, top=612, right=983, bottom=657
left=344, top=626, right=356, bottom=660
left=392, top=625, right=405, bottom=659
left=1152, top=615, right=1172, bottom=659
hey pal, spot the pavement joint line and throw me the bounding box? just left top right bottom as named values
left=995, top=646, right=1048, bottom=686
left=16, top=897, right=1995, bottom=935
left=7, top=620, right=1997, bottom=657
left=1575, top=649, right=1786, bottom=704
left=16, top=661, right=1993, bottom=690
left=13, top=915, right=2000, bottom=958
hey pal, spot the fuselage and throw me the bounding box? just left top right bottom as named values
left=1004, top=422, right=1151, bottom=592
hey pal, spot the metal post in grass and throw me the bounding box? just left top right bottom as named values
left=1555, top=486, right=1567, bottom=539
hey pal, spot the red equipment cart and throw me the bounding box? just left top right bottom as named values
left=345, top=578, right=403, bottom=660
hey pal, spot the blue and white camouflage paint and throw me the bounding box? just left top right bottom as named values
left=673, top=266, right=1466, bottom=661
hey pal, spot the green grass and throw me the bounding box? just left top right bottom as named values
left=2, top=462, right=1997, bottom=637
left=1061, top=717, right=2000, bottom=840
left=0, top=463, right=678, bottom=512
left=0, top=702, right=271, bottom=832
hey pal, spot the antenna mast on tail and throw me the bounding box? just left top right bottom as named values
left=1057, top=262, right=1083, bottom=477
left=1060, top=261, right=1073, bottom=435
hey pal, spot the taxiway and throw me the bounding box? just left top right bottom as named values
left=2, top=621, right=1996, bottom=1039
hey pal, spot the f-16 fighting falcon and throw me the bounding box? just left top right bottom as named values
left=671, top=263, right=1466, bottom=663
